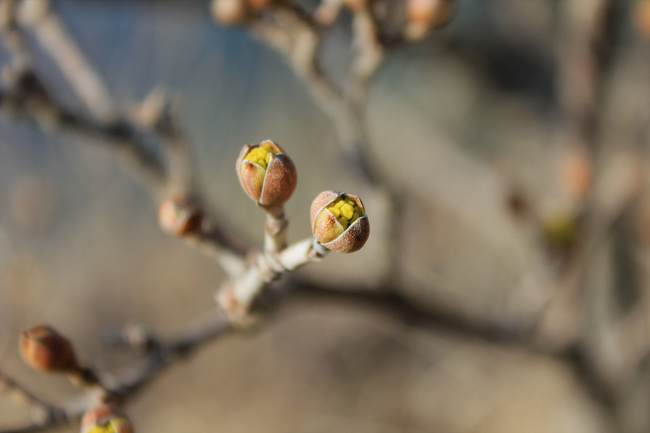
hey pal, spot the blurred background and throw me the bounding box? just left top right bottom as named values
left=2, top=0, right=650, bottom=432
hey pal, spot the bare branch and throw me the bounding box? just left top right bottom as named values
left=0, top=0, right=249, bottom=272
left=17, top=0, right=117, bottom=125
left=0, top=371, right=68, bottom=433
left=106, top=310, right=233, bottom=397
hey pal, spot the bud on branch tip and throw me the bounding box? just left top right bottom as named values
left=81, top=405, right=134, bottom=433
left=20, top=325, right=78, bottom=373
left=237, top=140, right=297, bottom=210
left=158, top=195, right=203, bottom=237
left=311, top=191, right=369, bottom=253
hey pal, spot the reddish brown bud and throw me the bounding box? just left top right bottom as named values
left=236, top=140, right=297, bottom=211
left=211, top=0, right=251, bottom=25
left=20, top=325, right=77, bottom=373
left=561, top=148, right=591, bottom=202
left=310, top=191, right=369, bottom=253
left=158, top=195, right=203, bottom=237
left=81, top=404, right=134, bottom=433
left=405, top=0, right=454, bottom=39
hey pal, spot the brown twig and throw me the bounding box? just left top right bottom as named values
left=0, top=311, right=233, bottom=433
left=0, top=0, right=248, bottom=271
left=18, top=0, right=117, bottom=125
left=533, top=0, right=616, bottom=349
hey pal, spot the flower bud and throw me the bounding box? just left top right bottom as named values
left=405, top=0, right=454, bottom=39
left=158, top=195, right=203, bottom=237
left=543, top=212, right=578, bottom=250
left=211, top=0, right=251, bottom=26
left=310, top=191, right=369, bottom=253
left=81, top=405, right=134, bottom=433
left=20, top=325, right=78, bottom=373
left=236, top=140, right=297, bottom=211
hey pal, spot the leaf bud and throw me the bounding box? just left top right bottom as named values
left=20, top=325, right=78, bottom=373
left=211, top=0, right=251, bottom=26
left=157, top=195, right=203, bottom=237
left=236, top=140, right=297, bottom=213
left=81, top=405, right=134, bottom=433
left=310, top=191, right=369, bottom=253
left=405, top=0, right=454, bottom=39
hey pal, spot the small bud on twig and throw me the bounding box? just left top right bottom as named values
left=405, top=0, right=454, bottom=40
left=237, top=140, right=297, bottom=215
left=158, top=195, right=203, bottom=237
left=310, top=191, right=369, bottom=253
left=81, top=404, right=134, bottom=433
left=635, top=0, right=650, bottom=41
left=561, top=148, right=591, bottom=203
left=211, top=0, right=251, bottom=26
left=20, top=325, right=78, bottom=373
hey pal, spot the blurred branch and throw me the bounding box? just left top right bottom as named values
left=0, top=371, right=67, bottom=433
left=291, top=278, right=532, bottom=345
left=106, top=310, right=233, bottom=397
left=18, top=0, right=117, bottom=124
left=0, top=311, right=233, bottom=433
left=1, top=0, right=167, bottom=193
left=534, top=0, right=618, bottom=350
left=0, top=0, right=249, bottom=271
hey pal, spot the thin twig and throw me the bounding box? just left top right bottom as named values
left=107, top=310, right=233, bottom=397
left=0, top=0, right=248, bottom=270
left=0, top=371, right=68, bottom=432
left=18, top=0, right=117, bottom=124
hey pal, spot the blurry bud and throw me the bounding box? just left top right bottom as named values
left=561, top=148, right=591, bottom=202
left=405, top=0, right=454, bottom=40
left=81, top=405, right=134, bottom=433
left=237, top=140, right=297, bottom=213
left=158, top=195, right=203, bottom=237
left=310, top=191, right=369, bottom=253
left=635, top=0, right=650, bottom=41
left=211, top=0, right=250, bottom=25
left=20, top=325, right=78, bottom=373
left=543, top=212, right=578, bottom=250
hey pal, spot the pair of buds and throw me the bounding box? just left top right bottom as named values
left=157, top=140, right=369, bottom=253
left=237, top=140, right=369, bottom=253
